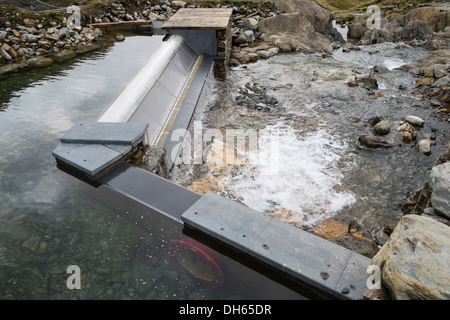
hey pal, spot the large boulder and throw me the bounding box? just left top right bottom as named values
left=270, top=0, right=343, bottom=42
left=395, top=6, right=450, bottom=32
left=372, top=214, right=450, bottom=300
left=393, top=20, right=434, bottom=42
left=259, top=13, right=333, bottom=53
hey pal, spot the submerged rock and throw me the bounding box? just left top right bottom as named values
left=358, top=135, right=392, bottom=148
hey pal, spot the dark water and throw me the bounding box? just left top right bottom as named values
left=0, top=35, right=303, bottom=299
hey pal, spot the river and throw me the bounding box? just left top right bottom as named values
left=171, top=41, right=449, bottom=256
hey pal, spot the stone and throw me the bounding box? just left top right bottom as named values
left=436, top=142, right=450, bottom=165
left=115, top=34, right=125, bottom=42
left=405, top=115, right=425, bottom=127
left=0, top=31, right=6, bottom=40
left=243, top=30, right=255, bottom=43
left=372, top=215, right=450, bottom=300
left=356, top=75, right=378, bottom=89
left=51, top=49, right=76, bottom=63
left=28, top=56, right=53, bottom=67
left=358, top=135, right=392, bottom=148
left=432, top=76, right=450, bottom=89
left=396, top=6, right=450, bottom=33
left=347, top=23, right=368, bottom=40
left=418, top=139, right=432, bottom=155
left=416, top=77, right=435, bottom=87
left=0, top=48, right=12, bottom=60
left=434, top=66, right=446, bottom=79
left=0, top=221, right=29, bottom=241
left=430, top=163, right=450, bottom=219
left=259, top=12, right=333, bottom=53
left=402, top=131, right=414, bottom=143
left=21, top=33, right=37, bottom=43
left=393, top=20, right=434, bottom=42
left=372, top=120, right=391, bottom=135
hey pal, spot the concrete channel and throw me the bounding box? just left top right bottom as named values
left=52, top=9, right=372, bottom=300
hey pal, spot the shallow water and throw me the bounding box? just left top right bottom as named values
left=0, top=35, right=303, bottom=299
left=172, top=43, right=449, bottom=246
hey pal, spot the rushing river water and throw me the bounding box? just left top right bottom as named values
left=172, top=41, right=449, bottom=255
left=0, top=35, right=306, bottom=300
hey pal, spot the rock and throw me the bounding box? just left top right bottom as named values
left=358, top=135, right=392, bottom=148
left=243, top=30, right=255, bottom=43
left=115, top=34, right=125, bottom=42
left=371, top=215, right=450, bottom=300
left=418, top=139, right=432, bottom=155
left=0, top=221, right=29, bottom=241
left=259, top=13, right=333, bottom=53
left=270, top=0, right=343, bottom=42
left=432, top=76, right=450, bottom=89
left=405, top=115, right=425, bottom=127
left=436, top=142, right=450, bottom=165
left=434, top=66, right=447, bottom=79
left=401, top=131, right=414, bottom=143
left=51, top=49, right=76, bottom=63
left=393, top=20, right=434, bottom=42
left=240, top=18, right=259, bottom=31
left=0, top=31, right=7, bottom=40
left=347, top=23, right=368, bottom=40
left=356, top=75, right=378, bottom=89
left=21, top=33, right=38, bottom=43
left=395, top=6, right=450, bottom=33
left=430, top=163, right=450, bottom=219
left=416, top=77, right=435, bottom=87
left=28, top=56, right=53, bottom=67
left=0, top=48, right=12, bottom=60
left=171, top=1, right=186, bottom=8
left=372, top=120, right=391, bottom=135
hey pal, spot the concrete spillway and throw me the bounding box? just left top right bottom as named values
left=52, top=9, right=372, bottom=300
left=97, top=34, right=201, bottom=146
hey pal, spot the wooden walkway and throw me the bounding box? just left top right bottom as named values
left=161, top=8, right=233, bottom=30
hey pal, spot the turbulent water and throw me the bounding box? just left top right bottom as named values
left=173, top=42, right=449, bottom=246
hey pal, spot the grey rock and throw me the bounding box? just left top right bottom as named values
left=347, top=23, right=368, bottom=40
left=358, top=135, right=392, bottom=148
left=432, top=76, right=450, bottom=89
left=405, top=115, right=425, bottom=127
left=373, top=120, right=391, bottom=135
left=51, top=49, right=76, bottom=63
left=430, top=163, right=450, bottom=219
left=372, top=214, right=450, bottom=300
left=418, top=139, right=432, bottom=155
left=393, top=20, right=434, bottom=42
left=0, top=48, right=12, bottom=60
left=0, top=31, right=6, bottom=40
left=243, top=30, right=255, bottom=43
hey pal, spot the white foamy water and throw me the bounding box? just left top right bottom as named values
left=217, top=122, right=356, bottom=227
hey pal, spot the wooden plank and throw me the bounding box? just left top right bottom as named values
left=161, top=8, right=233, bottom=30
left=89, top=21, right=152, bottom=28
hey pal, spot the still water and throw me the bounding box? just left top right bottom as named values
left=0, top=35, right=303, bottom=299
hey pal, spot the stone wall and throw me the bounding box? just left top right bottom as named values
left=214, top=19, right=232, bottom=80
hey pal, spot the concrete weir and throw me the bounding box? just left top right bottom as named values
left=52, top=9, right=372, bottom=300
